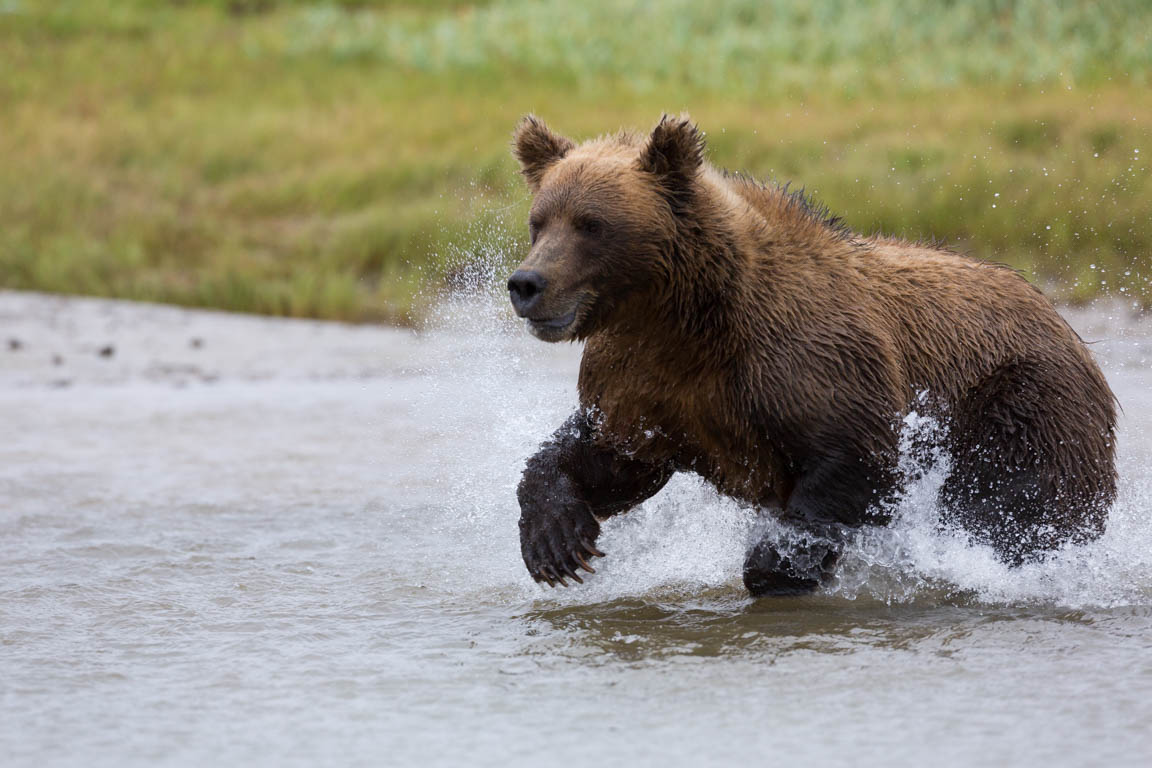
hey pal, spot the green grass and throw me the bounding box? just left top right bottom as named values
left=1, top=0, right=1150, bottom=322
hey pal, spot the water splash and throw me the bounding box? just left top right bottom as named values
left=833, top=405, right=1152, bottom=609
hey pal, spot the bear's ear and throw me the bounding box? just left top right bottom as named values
left=638, top=114, right=705, bottom=205
left=512, top=115, right=575, bottom=191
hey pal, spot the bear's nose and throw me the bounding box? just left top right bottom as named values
left=508, top=270, right=547, bottom=316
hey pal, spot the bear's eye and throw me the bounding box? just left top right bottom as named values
left=575, top=217, right=605, bottom=237
left=528, top=219, right=542, bottom=245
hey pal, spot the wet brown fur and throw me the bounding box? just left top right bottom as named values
left=509, top=114, right=1117, bottom=590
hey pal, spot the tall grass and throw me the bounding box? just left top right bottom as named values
left=1, top=0, right=1149, bottom=322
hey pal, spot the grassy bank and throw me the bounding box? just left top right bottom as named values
left=1, top=0, right=1150, bottom=323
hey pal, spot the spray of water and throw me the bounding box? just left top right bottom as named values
left=412, top=228, right=1152, bottom=610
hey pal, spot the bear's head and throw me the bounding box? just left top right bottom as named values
left=507, top=114, right=706, bottom=342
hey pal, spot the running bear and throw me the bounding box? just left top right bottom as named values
left=506, top=114, right=1117, bottom=595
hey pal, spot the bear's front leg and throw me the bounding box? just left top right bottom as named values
left=742, top=533, right=841, bottom=597
left=518, top=411, right=672, bottom=587
left=743, top=451, right=889, bottom=597
left=518, top=472, right=603, bottom=587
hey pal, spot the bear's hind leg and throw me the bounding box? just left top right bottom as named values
left=940, top=359, right=1115, bottom=564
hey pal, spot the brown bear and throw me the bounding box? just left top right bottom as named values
left=506, top=114, right=1117, bottom=595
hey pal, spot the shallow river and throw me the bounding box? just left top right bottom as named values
left=2, top=288, right=1151, bottom=767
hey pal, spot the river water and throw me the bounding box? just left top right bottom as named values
left=1, top=287, right=1151, bottom=767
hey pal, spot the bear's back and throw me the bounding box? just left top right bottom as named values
left=718, top=169, right=1100, bottom=405
left=853, top=235, right=1100, bottom=403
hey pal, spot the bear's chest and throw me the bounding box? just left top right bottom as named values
left=578, top=344, right=791, bottom=508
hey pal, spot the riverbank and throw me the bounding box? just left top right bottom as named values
left=2, top=1, right=1150, bottom=322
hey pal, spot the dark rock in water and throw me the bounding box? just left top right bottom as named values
left=190, top=337, right=204, bottom=349
left=52, top=355, right=64, bottom=366
left=7, top=338, right=21, bottom=351
left=98, top=345, right=115, bottom=358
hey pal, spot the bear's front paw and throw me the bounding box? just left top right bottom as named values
left=742, top=536, right=839, bottom=597
left=519, top=500, right=603, bottom=587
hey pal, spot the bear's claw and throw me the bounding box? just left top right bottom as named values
left=520, top=502, right=602, bottom=588
left=573, top=552, right=596, bottom=574
left=580, top=538, right=605, bottom=558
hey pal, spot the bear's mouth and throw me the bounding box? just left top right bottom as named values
left=526, top=308, right=578, bottom=341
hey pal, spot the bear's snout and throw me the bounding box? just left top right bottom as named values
left=508, top=270, right=547, bottom=316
